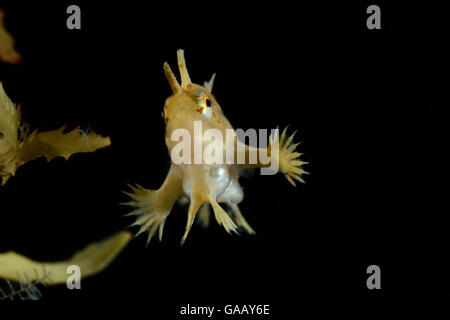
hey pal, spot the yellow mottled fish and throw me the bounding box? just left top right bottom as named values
left=125, top=50, right=307, bottom=245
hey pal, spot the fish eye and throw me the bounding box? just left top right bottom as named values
left=206, top=99, right=212, bottom=108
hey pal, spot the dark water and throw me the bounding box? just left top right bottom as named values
left=0, top=0, right=449, bottom=314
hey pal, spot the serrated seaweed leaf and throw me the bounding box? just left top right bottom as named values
left=0, top=82, right=111, bottom=186
left=18, top=125, right=111, bottom=163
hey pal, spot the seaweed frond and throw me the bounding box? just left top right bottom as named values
left=0, top=266, right=52, bottom=301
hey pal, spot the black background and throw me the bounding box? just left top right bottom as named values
left=0, top=0, right=449, bottom=312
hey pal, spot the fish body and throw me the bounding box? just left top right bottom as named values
left=125, top=50, right=307, bottom=244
